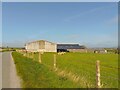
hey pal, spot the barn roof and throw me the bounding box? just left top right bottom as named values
left=57, top=44, right=86, bottom=49
left=26, top=40, right=56, bottom=45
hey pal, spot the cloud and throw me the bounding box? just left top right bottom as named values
left=107, top=15, right=118, bottom=25
left=64, top=6, right=113, bottom=22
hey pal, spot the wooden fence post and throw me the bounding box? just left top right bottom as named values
left=28, top=52, right=30, bottom=58
left=29, top=52, right=31, bottom=58
left=25, top=51, right=27, bottom=57
left=96, top=60, right=101, bottom=88
left=39, top=52, right=42, bottom=63
left=23, top=51, right=27, bottom=57
left=54, top=54, right=56, bottom=69
left=26, top=52, right=28, bottom=58
left=32, top=52, right=34, bottom=59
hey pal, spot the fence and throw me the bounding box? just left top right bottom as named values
left=18, top=50, right=119, bottom=88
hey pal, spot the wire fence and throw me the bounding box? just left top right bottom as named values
left=17, top=50, right=118, bottom=88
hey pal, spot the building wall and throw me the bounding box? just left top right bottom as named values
left=39, top=41, right=45, bottom=49
left=25, top=41, right=40, bottom=52
left=45, top=41, right=57, bottom=52
left=67, top=49, right=87, bottom=53
left=87, top=49, right=94, bottom=53
left=25, top=40, right=57, bottom=52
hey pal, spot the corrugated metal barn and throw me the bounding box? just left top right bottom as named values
left=25, top=40, right=57, bottom=52
left=57, top=44, right=87, bottom=52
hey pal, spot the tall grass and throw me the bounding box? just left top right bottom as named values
left=12, top=52, right=81, bottom=88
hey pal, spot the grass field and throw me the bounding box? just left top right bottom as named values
left=12, top=51, right=118, bottom=88
left=12, top=52, right=81, bottom=88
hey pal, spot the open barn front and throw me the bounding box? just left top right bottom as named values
left=57, top=49, right=69, bottom=52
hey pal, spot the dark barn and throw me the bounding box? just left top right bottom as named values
left=57, top=44, right=87, bottom=52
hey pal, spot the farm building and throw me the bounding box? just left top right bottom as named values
left=94, top=49, right=107, bottom=53
left=25, top=40, right=87, bottom=53
left=25, top=40, right=57, bottom=52
left=87, top=48, right=107, bottom=53
left=57, top=44, right=87, bottom=52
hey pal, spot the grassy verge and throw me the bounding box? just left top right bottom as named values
left=12, top=52, right=81, bottom=88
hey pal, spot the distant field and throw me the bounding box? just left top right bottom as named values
left=0, top=48, right=16, bottom=52
left=12, top=52, right=118, bottom=88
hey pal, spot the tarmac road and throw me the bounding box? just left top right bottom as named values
left=2, top=52, right=21, bottom=88
left=0, top=52, right=2, bottom=89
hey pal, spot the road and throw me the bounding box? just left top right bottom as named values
left=0, top=52, right=2, bottom=89
left=2, top=52, right=21, bottom=88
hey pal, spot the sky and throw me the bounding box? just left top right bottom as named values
left=2, top=2, right=118, bottom=48
left=2, top=0, right=120, bottom=2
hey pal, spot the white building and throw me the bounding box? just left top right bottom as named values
left=25, top=40, right=57, bottom=52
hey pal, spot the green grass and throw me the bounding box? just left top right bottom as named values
left=32, top=52, right=118, bottom=88
left=12, top=52, right=81, bottom=88
left=12, top=52, right=118, bottom=88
